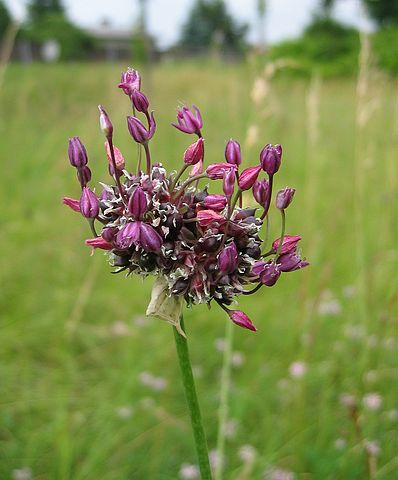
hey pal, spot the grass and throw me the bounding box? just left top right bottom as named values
left=0, top=61, right=397, bottom=479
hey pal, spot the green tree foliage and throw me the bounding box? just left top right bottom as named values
left=321, top=0, right=398, bottom=26
left=27, top=0, right=64, bottom=23
left=0, top=0, right=11, bottom=40
left=373, top=25, right=398, bottom=73
left=269, top=16, right=360, bottom=76
left=363, top=0, right=398, bottom=26
left=23, top=0, right=94, bottom=60
left=179, top=0, right=248, bottom=55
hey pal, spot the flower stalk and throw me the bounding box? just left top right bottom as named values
left=173, top=317, right=212, bottom=480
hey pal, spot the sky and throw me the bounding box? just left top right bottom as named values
left=5, top=0, right=372, bottom=48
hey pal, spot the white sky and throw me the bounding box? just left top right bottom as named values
left=5, top=0, right=372, bottom=48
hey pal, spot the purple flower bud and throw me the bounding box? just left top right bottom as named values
left=272, top=235, right=302, bottom=254
left=128, top=186, right=147, bottom=218
left=68, top=137, right=88, bottom=168
left=101, top=227, right=118, bottom=243
left=116, top=221, right=142, bottom=249
left=238, top=165, right=262, bottom=190
left=203, top=194, right=227, bottom=211
left=80, top=187, right=99, bottom=218
left=259, top=261, right=281, bottom=286
left=139, top=223, right=162, bottom=252
left=172, top=105, right=203, bottom=135
left=63, top=197, right=80, bottom=212
left=127, top=113, right=156, bottom=144
left=218, top=241, right=238, bottom=274
left=225, top=139, right=241, bottom=166
left=85, top=237, right=113, bottom=250
left=77, top=166, right=91, bottom=187
left=278, top=251, right=309, bottom=272
left=223, top=167, right=235, bottom=197
left=184, top=137, right=204, bottom=165
left=227, top=310, right=257, bottom=332
left=206, top=163, right=236, bottom=180
left=98, top=105, right=113, bottom=140
left=252, top=179, right=269, bottom=205
left=197, top=209, right=226, bottom=227
left=118, top=67, right=141, bottom=96
left=105, top=142, right=125, bottom=171
left=276, top=187, right=295, bottom=210
left=131, top=89, right=149, bottom=113
left=260, top=144, right=282, bottom=175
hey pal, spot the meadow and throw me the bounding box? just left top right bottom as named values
left=0, top=59, right=397, bottom=479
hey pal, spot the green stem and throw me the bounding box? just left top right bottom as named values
left=214, top=319, right=234, bottom=480
left=275, top=209, right=286, bottom=259
left=173, top=317, right=213, bottom=480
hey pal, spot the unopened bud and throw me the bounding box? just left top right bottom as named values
left=275, top=187, right=295, bottom=210
left=68, top=137, right=88, bottom=168
left=128, top=186, right=147, bottom=218
left=218, top=242, right=238, bottom=274
left=131, top=89, right=149, bottom=113
left=184, top=137, right=204, bottom=165
left=80, top=187, right=99, bottom=218
left=238, top=165, right=261, bottom=190
left=225, top=139, right=241, bottom=166
left=98, top=105, right=113, bottom=140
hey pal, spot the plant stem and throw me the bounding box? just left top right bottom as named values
left=214, top=319, right=234, bottom=480
left=173, top=317, right=213, bottom=480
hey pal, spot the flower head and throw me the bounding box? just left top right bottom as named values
left=173, top=105, right=203, bottom=135
left=118, top=67, right=141, bottom=96
left=64, top=66, right=308, bottom=333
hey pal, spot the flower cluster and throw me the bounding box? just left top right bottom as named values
left=64, top=67, right=308, bottom=332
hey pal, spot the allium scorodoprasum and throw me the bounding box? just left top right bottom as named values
left=64, top=67, right=308, bottom=333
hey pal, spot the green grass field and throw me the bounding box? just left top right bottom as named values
left=1, top=61, right=397, bottom=479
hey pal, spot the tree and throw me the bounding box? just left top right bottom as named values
left=320, top=0, right=398, bottom=26
left=179, top=0, right=248, bottom=55
left=362, top=0, right=398, bottom=26
left=0, top=0, right=11, bottom=40
left=24, top=0, right=94, bottom=60
left=27, top=0, right=64, bottom=23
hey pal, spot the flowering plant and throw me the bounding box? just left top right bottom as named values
left=64, top=67, right=308, bottom=334
left=63, top=67, right=308, bottom=478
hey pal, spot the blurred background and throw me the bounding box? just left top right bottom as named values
left=1, top=0, right=398, bottom=479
